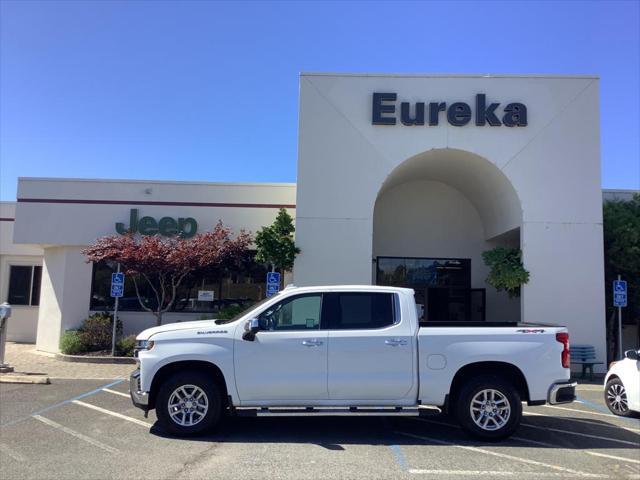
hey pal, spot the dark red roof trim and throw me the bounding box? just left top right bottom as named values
left=17, top=198, right=296, bottom=209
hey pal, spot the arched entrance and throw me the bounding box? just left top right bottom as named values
left=373, top=149, right=522, bottom=323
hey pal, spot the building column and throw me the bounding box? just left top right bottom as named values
left=35, top=246, right=92, bottom=353
left=521, top=221, right=607, bottom=372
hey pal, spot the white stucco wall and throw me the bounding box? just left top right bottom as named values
left=35, top=247, right=93, bottom=352
left=373, top=180, right=519, bottom=322
left=0, top=202, right=43, bottom=342
left=13, top=179, right=296, bottom=352
left=295, top=73, right=606, bottom=370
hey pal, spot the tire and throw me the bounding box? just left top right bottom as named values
left=454, top=375, right=522, bottom=441
left=605, top=377, right=633, bottom=417
left=155, top=372, right=222, bottom=436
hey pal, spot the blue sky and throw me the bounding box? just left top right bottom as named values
left=1, top=0, right=638, bottom=200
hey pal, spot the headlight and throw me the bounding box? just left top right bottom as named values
left=134, top=340, right=155, bottom=354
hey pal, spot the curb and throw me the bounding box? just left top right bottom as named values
left=0, top=374, right=50, bottom=384
left=55, top=353, right=136, bottom=365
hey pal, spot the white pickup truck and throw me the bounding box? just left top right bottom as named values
left=130, top=285, right=576, bottom=440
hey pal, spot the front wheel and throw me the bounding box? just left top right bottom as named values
left=454, top=375, right=522, bottom=440
left=156, top=372, right=222, bottom=436
left=605, top=378, right=633, bottom=417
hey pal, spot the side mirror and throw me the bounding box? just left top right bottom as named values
left=242, top=318, right=260, bottom=341
left=624, top=349, right=639, bottom=361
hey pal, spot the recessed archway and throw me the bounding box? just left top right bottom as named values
left=373, top=148, right=522, bottom=323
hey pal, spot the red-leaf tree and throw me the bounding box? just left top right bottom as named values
left=83, top=222, right=252, bottom=326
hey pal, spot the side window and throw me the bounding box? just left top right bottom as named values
left=258, top=294, right=322, bottom=331
left=324, top=292, right=396, bottom=330
left=7, top=265, right=42, bottom=306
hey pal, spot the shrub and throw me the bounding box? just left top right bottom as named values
left=482, top=246, right=530, bottom=298
left=79, top=312, right=122, bottom=351
left=116, top=335, right=137, bottom=357
left=60, top=330, right=87, bottom=355
left=216, top=302, right=255, bottom=320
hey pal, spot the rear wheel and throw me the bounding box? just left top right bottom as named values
left=156, top=372, right=222, bottom=436
left=605, top=378, right=633, bottom=417
left=454, top=375, right=522, bottom=440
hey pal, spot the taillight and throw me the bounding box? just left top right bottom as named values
left=556, top=332, right=570, bottom=368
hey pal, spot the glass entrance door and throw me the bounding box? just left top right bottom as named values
left=376, top=257, right=485, bottom=323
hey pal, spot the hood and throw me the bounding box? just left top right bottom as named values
left=136, top=319, right=219, bottom=340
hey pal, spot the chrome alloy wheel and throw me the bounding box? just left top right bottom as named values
left=606, top=383, right=628, bottom=414
left=470, top=389, right=511, bottom=431
left=168, top=385, right=209, bottom=427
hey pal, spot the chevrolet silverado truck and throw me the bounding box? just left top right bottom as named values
left=130, top=285, right=576, bottom=440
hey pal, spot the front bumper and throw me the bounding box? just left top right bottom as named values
left=548, top=381, right=577, bottom=404
left=129, top=370, right=150, bottom=410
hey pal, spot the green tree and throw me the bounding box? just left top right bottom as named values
left=255, top=208, right=300, bottom=275
left=481, top=246, right=530, bottom=298
left=603, top=194, right=640, bottom=361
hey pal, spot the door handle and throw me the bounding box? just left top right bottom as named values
left=302, top=339, right=323, bottom=347
left=385, top=338, right=407, bottom=346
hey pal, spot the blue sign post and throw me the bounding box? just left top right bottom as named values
left=266, top=272, right=281, bottom=297
left=613, top=277, right=627, bottom=359
left=110, top=266, right=125, bottom=356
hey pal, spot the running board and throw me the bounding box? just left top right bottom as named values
left=235, top=406, right=441, bottom=417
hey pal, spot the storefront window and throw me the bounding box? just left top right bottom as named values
left=7, top=265, right=42, bottom=306
left=89, top=256, right=268, bottom=313
left=376, top=257, right=482, bottom=323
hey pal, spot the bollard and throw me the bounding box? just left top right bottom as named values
left=0, top=303, right=14, bottom=373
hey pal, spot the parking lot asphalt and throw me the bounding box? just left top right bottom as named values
left=1, top=378, right=639, bottom=480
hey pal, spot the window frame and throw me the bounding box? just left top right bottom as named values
left=256, top=293, right=324, bottom=332
left=319, top=291, right=400, bottom=331
left=6, top=264, right=42, bottom=307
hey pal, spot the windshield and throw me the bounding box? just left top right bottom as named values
left=214, top=294, right=280, bottom=324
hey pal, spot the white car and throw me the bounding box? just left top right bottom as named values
left=131, top=285, right=576, bottom=440
left=604, top=349, right=640, bottom=417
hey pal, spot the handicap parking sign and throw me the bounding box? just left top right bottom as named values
left=266, top=272, right=281, bottom=297
left=613, top=280, right=627, bottom=307
left=111, top=272, right=125, bottom=298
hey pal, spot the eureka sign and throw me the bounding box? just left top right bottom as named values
left=372, top=93, right=527, bottom=127
left=115, top=208, right=198, bottom=238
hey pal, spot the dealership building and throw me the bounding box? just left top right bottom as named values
left=0, top=73, right=637, bottom=369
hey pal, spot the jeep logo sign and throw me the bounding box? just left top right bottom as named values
left=372, top=93, right=527, bottom=127
left=115, top=208, right=198, bottom=238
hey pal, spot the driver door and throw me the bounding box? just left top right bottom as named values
left=234, top=293, right=328, bottom=403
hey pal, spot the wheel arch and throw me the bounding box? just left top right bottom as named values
left=448, top=361, right=531, bottom=406
left=148, top=360, right=229, bottom=410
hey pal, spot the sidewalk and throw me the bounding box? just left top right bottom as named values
left=1, top=342, right=134, bottom=380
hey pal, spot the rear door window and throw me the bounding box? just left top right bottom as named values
left=322, top=292, right=396, bottom=330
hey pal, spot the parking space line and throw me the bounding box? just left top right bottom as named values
left=34, top=415, right=119, bottom=454
left=523, top=411, right=640, bottom=433
left=0, top=443, right=27, bottom=462
left=103, top=388, right=130, bottom=398
left=72, top=400, right=153, bottom=427
left=407, top=469, right=587, bottom=477
left=577, top=397, right=640, bottom=426
left=410, top=419, right=640, bottom=475
left=395, top=431, right=608, bottom=478
left=389, top=444, right=409, bottom=471
left=543, top=404, right=621, bottom=419
left=1, top=379, right=125, bottom=429
left=521, top=422, right=640, bottom=447
left=585, top=451, right=640, bottom=465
